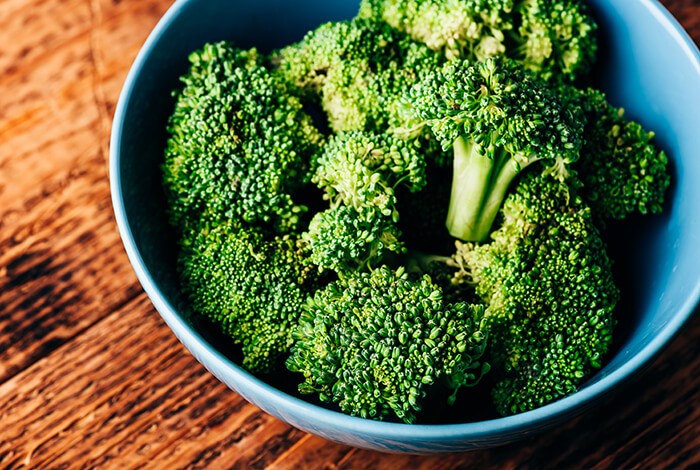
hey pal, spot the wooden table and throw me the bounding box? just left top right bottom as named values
left=0, top=0, right=698, bottom=467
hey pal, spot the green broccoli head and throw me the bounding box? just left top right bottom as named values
left=313, top=130, right=427, bottom=204
left=452, top=172, right=619, bottom=415
left=179, top=221, right=317, bottom=373
left=274, top=18, right=444, bottom=133
left=163, top=42, right=323, bottom=236
left=303, top=131, right=426, bottom=273
left=304, top=204, right=403, bottom=273
left=406, top=56, right=580, bottom=241
left=566, top=87, right=670, bottom=221
left=359, top=0, right=515, bottom=61
left=287, top=266, right=489, bottom=423
left=513, top=0, right=598, bottom=83
left=359, top=0, right=596, bottom=83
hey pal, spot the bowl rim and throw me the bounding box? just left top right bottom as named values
left=110, top=0, right=700, bottom=442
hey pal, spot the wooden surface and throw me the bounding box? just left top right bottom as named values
left=0, top=0, right=698, bottom=467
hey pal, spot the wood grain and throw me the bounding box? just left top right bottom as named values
left=0, top=0, right=697, bottom=468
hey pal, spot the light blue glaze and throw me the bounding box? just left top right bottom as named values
left=110, top=0, right=700, bottom=452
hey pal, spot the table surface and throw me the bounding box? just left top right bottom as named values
left=1, top=0, right=698, bottom=468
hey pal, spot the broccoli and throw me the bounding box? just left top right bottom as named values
left=359, top=0, right=597, bottom=83
left=161, top=8, right=671, bottom=423
left=403, top=56, right=581, bottom=242
left=303, top=131, right=426, bottom=273
left=451, top=172, right=619, bottom=415
left=163, top=42, right=324, bottom=373
left=566, top=87, right=670, bottom=221
left=179, top=221, right=317, bottom=373
left=287, top=266, right=489, bottom=423
left=359, top=0, right=515, bottom=61
left=273, top=18, right=444, bottom=133
left=513, top=0, right=597, bottom=83
left=304, top=205, right=403, bottom=275
left=163, top=42, right=323, bottom=237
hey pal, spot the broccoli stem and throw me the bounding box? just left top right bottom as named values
left=446, top=136, right=520, bottom=241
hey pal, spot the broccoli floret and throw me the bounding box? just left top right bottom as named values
left=287, top=266, right=489, bottom=423
left=163, top=42, right=323, bottom=236
left=565, top=87, right=670, bottom=221
left=359, top=0, right=515, bottom=61
left=304, top=205, right=403, bottom=274
left=404, top=57, right=580, bottom=242
left=312, top=130, right=426, bottom=203
left=303, top=131, right=426, bottom=273
left=512, top=0, right=597, bottom=83
left=452, top=172, right=619, bottom=415
left=274, top=18, right=444, bottom=133
left=179, top=221, right=317, bottom=373
left=359, top=0, right=596, bottom=83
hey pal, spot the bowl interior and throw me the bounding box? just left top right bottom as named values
left=111, top=0, right=700, bottom=452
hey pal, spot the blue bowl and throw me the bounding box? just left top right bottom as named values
left=110, top=0, right=700, bottom=452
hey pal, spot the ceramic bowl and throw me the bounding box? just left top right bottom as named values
left=110, top=0, right=700, bottom=452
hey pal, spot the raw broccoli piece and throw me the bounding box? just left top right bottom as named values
left=565, top=87, right=670, bottom=221
left=179, top=221, right=317, bottom=373
left=312, top=130, right=426, bottom=204
left=512, top=0, right=597, bottom=83
left=304, top=204, right=403, bottom=274
left=273, top=18, right=444, bottom=133
left=303, top=131, right=426, bottom=273
left=359, top=0, right=515, bottom=61
left=287, top=266, right=489, bottom=423
left=452, top=172, right=619, bottom=415
left=359, top=0, right=597, bottom=83
left=403, top=56, right=581, bottom=242
left=163, top=42, right=323, bottom=237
